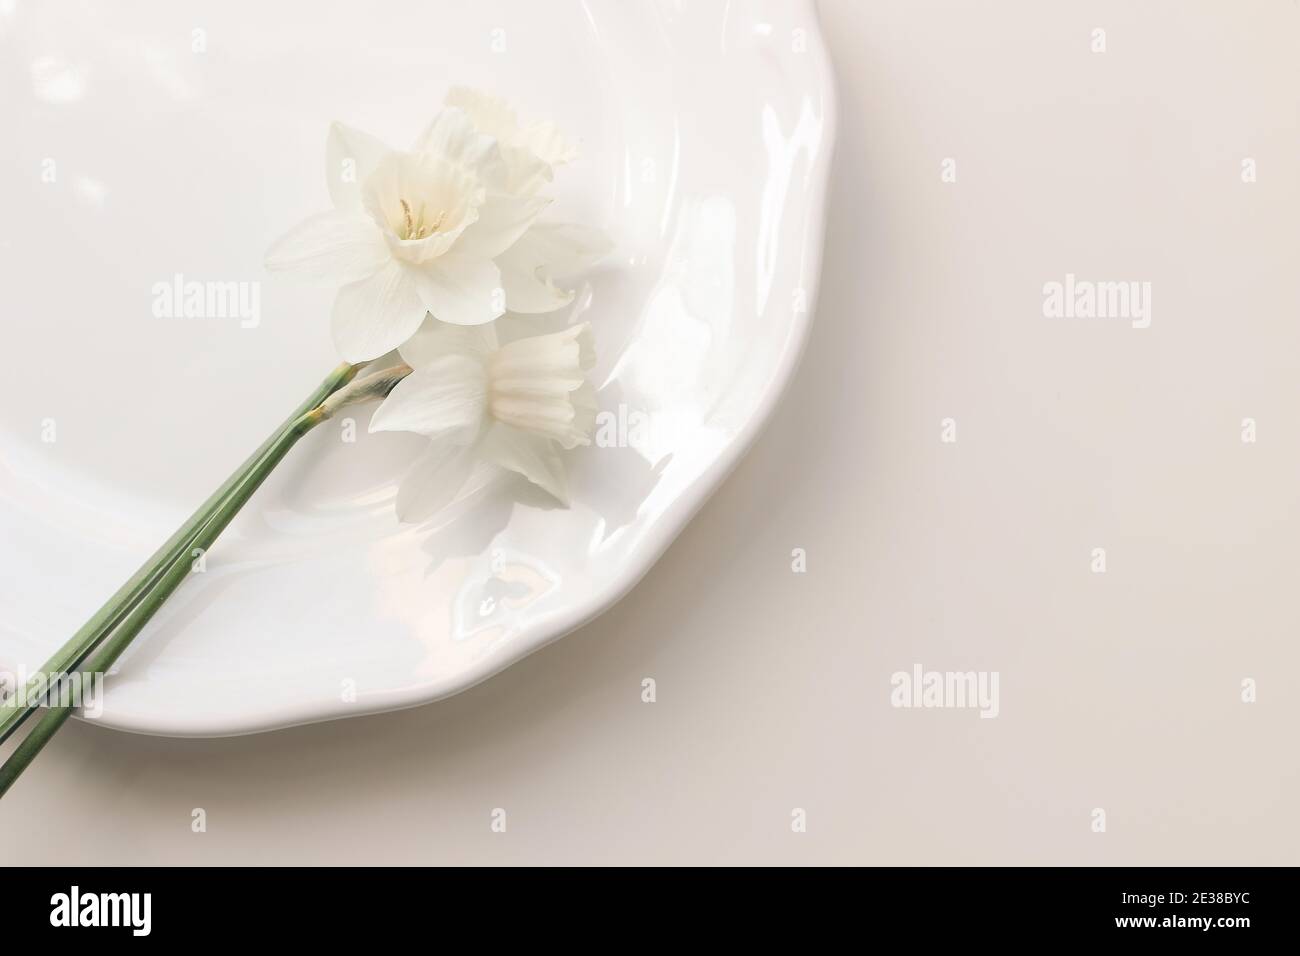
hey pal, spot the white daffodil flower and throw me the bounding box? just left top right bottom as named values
left=265, top=89, right=606, bottom=362
left=369, top=318, right=597, bottom=522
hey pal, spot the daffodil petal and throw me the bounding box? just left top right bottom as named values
left=443, top=87, right=570, bottom=187
left=454, top=194, right=552, bottom=259
left=481, top=324, right=595, bottom=447
left=478, top=423, right=569, bottom=505
left=264, top=211, right=388, bottom=282
left=330, top=260, right=428, bottom=363
left=491, top=322, right=593, bottom=389
left=566, top=380, right=599, bottom=451
left=369, top=354, right=486, bottom=441
left=494, top=222, right=611, bottom=314
left=398, top=316, right=498, bottom=369
left=411, top=253, right=504, bottom=326
left=411, top=106, right=497, bottom=172
left=518, top=120, right=579, bottom=167
left=326, top=122, right=395, bottom=211
left=495, top=250, right=571, bottom=314
left=443, top=87, right=519, bottom=140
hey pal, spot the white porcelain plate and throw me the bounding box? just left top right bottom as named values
left=0, top=0, right=836, bottom=735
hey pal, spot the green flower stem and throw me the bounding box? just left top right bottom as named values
left=0, top=405, right=331, bottom=799
left=0, top=363, right=359, bottom=746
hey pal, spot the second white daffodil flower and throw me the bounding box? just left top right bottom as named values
left=369, top=318, right=597, bottom=521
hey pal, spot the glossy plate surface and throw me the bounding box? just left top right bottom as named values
left=0, top=0, right=836, bottom=735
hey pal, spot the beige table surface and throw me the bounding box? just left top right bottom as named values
left=4, top=0, right=1299, bottom=865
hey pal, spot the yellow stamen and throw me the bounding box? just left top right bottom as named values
left=400, top=199, right=415, bottom=239
left=398, top=199, right=448, bottom=240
